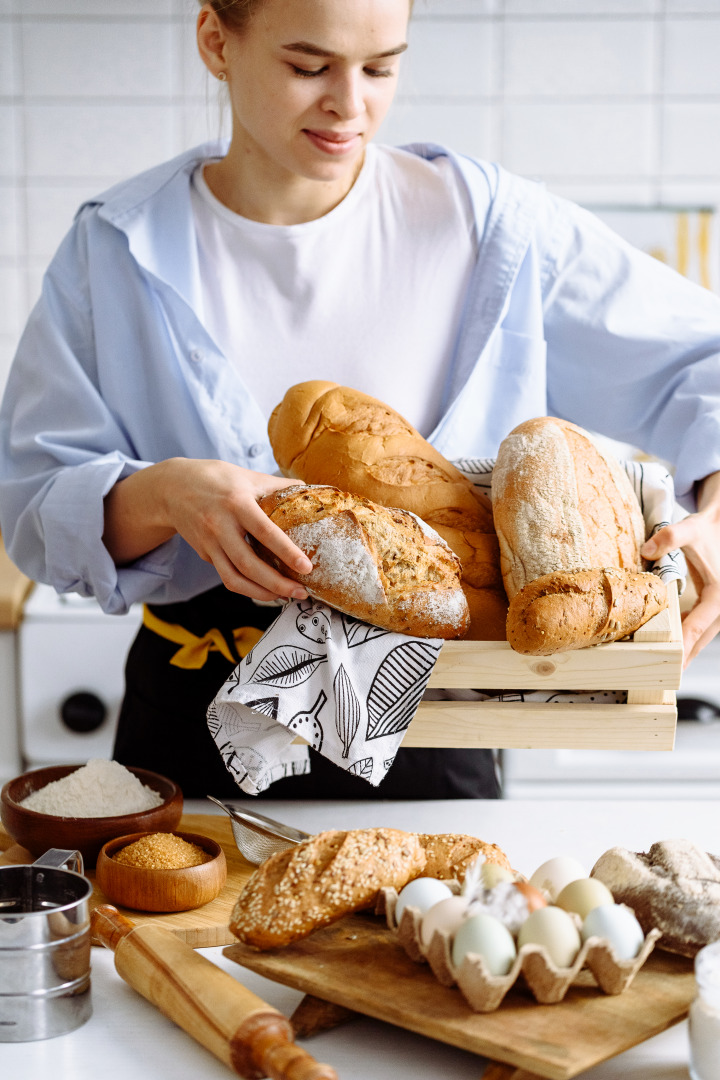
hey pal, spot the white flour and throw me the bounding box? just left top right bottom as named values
left=20, top=759, right=165, bottom=817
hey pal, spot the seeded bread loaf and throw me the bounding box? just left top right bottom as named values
left=492, top=417, right=646, bottom=600
left=229, top=828, right=512, bottom=950
left=253, top=484, right=470, bottom=639
left=267, top=381, right=507, bottom=640
left=229, top=828, right=426, bottom=949
left=591, top=839, right=720, bottom=958
left=506, top=567, right=667, bottom=655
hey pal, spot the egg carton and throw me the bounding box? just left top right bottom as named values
left=376, top=885, right=662, bottom=1012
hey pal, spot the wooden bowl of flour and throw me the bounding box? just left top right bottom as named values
left=0, top=764, right=183, bottom=867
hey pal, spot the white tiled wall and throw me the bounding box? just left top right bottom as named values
left=3, top=0, right=720, bottom=386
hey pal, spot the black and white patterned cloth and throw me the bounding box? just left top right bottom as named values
left=207, top=458, right=686, bottom=795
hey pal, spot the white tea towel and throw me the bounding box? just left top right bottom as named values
left=208, top=604, right=443, bottom=794
left=207, top=457, right=685, bottom=795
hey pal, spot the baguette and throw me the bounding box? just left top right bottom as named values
left=268, top=382, right=507, bottom=639
left=492, top=417, right=646, bottom=600
left=252, top=484, right=470, bottom=639
left=506, top=567, right=667, bottom=655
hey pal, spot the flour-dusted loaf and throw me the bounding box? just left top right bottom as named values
left=506, top=567, right=667, bottom=655
left=267, top=381, right=507, bottom=640
left=492, top=417, right=646, bottom=600
left=253, top=484, right=470, bottom=639
left=229, top=828, right=426, bottom=949
left=229, top=828, right=513, bottom=950
left=591, top=840, right=720, bottom=958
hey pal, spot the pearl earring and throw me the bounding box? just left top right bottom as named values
left=217, top=71, right=227, bottom=81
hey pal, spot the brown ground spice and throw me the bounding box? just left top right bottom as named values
left=114, top=832, right=212, bottom=869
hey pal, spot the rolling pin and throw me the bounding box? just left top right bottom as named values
left=91, top=905, right=338, bottom=1080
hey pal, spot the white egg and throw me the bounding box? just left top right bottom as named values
left=420, top=895, right=472, bottom=947
left=517, top=906, right=582, bottom=968
left=451, top=912, right=517, bottom=976
left=555, top=877, right=614, bottom=920
left=529, top=856, right=587, bottom=901
left=582, top=903, right=645, bottom=960
left=395, top=877, right=453, bottom=924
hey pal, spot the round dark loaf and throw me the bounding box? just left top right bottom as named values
left=253, top=484, right=470, bottom=639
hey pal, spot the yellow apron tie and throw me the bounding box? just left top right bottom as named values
left=142, top=606, right=264, bottom=670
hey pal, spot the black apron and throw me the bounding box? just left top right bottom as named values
left=113, top=585, right=500, bottom=800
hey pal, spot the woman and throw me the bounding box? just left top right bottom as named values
left=1, top=0, right=719, bottom=798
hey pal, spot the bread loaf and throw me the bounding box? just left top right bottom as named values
left=492, top=417, right=646, bottom=600
left=591, top=840, right=720, bottom=958
left=253, top=484, right=470, bottom=639
left=230, top=828, right=426, bottom=949
left=268, top=382, right=507, bottom=639
left=506, top=567, right=667, bottom=655
left=229, top=828, right=512, bottom=950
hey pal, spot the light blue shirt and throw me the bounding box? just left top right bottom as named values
left=2, top=140, right=720, bottom=614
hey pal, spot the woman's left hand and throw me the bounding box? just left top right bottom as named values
left=641, top=470, right=720, bottom=668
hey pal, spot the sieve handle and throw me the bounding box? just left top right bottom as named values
left=91, top=905, right=338, bottom=1080
left=33, top=848, right=85, bottom=875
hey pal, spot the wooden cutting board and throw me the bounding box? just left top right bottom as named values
left=225, top=916, right=696, bottom=1080
left=0, top=813, right=254, bottom=946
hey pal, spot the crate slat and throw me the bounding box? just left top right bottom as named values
left=402, top=700, right=677, bottom=751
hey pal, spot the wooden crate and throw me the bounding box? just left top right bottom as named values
left=401, top=580, right=683, bottom=752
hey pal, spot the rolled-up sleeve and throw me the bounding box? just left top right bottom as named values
left=0, top=218, right=181, bottom=613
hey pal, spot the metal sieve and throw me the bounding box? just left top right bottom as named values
left=206, top=796, right=311, bottom=864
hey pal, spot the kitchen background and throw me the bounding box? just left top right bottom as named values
left=1, top=0, right=720, bottom=794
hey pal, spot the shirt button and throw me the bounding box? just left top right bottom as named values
left=248, top=443, right=265, bottom=458
left=189, top=348, right=204, bottom=363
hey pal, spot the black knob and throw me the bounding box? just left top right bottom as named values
left=59, top=691, right=107, bottom=734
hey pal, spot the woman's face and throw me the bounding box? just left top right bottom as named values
left=199, top=0, right=410, bottom=189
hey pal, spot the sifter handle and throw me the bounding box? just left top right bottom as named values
left=91, top=906, right=338, bottom=1080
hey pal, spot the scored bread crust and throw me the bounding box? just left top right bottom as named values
left=417, top=833, right=512, bottom=880
left=267, top=382, right=507, bottom=640
left=229, top=828, right=513, bottom=950
left=506, top=567, right=668, bottom=655
left=591, top=840, right=720, bottom=958
left=253, top=484, right=470, bottom=639
left=492, top=417, right=646, bottom=600
left=229, top=828, right=426, bottom=949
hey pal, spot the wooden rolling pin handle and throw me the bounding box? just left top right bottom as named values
left=233, top=1013, right=339, bottom=1080
left=91, top=907, right=339, bottom=1080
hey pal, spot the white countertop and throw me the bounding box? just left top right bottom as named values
left=5, top=798, right=709, bottom=1080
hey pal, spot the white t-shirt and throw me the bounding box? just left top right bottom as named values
left=190, top=145, right=477, bottom=436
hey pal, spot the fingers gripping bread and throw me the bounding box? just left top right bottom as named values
left=492, top=417, right=646, bottom=599
left=230, top=828, right=426, bottom=949
left=506, top=567, right=668, bottom=655
left=253, top=484, right=470, bottom=638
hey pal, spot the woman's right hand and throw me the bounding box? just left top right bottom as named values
left=103, top=457, right=312, bottom=602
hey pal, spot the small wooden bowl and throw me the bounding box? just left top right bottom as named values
left=0, top=765, right=183, bottom=867
left=96, top=831, right=227, bottom=912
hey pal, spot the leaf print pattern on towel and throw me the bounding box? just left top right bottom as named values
left=251, top=645, right=328, bottom=687
left=366, top=640, right=440, bottom=740
left=289, top=689, right=327, bottom=751
left=347, top=757, right=373, bottom=779
left=341, top=613, right=390, bottom=648
left=334, top=663, right=361, bottom=758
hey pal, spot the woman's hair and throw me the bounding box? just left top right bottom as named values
left=200, top=0, right=264, bottom=32
left=200, top=0, right=413, bottom=33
